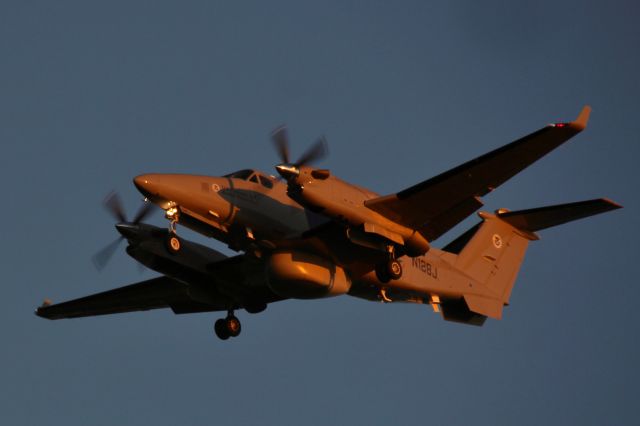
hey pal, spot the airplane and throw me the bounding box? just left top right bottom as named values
left=36, top=106, right=622, bottom=340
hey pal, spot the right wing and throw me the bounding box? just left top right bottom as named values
left=35, top=276, right=217, bottom=320
left=365, top=106, right=591, bottom=241
left=37, top=255, right=285, bottom=320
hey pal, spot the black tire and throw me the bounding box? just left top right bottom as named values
left=375, top=263, right=391, bottom=283
left=225, top=316, right=241, bottom=337
left=214, top=318, right=230, bottom=340
left=387, top=259, right=402, bottom=280
left=166, top=234, right=181, bottom=254
left=244, top=302, right=267, bottom=314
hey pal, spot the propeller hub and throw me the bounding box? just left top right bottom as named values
left=275, top=163, right=300, bottom=179
left=94, top=191, right=156, bottom=271
left=115, top=223, right=143, bottom=240
left=271, top=125, right=328, bottom=182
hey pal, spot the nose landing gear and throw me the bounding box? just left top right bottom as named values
left=166, top=233, right=181, bottom=254
left=165, top=207, right=182, bottom=254
left=214, top=311, right=242, bottom=340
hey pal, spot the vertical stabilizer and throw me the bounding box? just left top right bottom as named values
left=445, top=198, right=621, bottom=321
left=454, top=213, right=534, bottom=316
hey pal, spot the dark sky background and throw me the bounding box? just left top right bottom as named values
left=2, top=1, right=638, bottom=425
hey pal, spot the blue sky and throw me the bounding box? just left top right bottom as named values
left=2, top=1, right=638, bottom=425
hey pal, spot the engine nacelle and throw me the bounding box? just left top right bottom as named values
left=267, top=251, right=351, bottom=299
left=403, top=230, right=431, bottom=257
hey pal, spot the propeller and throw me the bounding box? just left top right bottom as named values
left=92, top=191, right=155, bottom=271
left=271, top=125, right=328, bottom=180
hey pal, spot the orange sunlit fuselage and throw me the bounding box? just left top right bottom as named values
left=133, top=171, right=317, bottom=243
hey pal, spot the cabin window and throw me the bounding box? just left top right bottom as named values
left=249, top=174, right=259, bottom=184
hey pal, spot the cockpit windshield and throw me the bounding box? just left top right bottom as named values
left=223, top=169, right=274, bottom=189
left=224, top=169, right=254, bottom=180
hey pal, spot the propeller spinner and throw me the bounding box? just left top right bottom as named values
left=92, top=191, right=155, bottom=271
left=270, top=125, right=329, bottom=181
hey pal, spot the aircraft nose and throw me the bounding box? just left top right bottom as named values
left=133, top=173, right=181, bottom=210
left=134, top=174, right=157, bottom=198
left=133, top=174, right=166, bottom=199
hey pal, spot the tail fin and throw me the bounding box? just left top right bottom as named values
left=453, top=212, right=533, bottom=319
left=442, top=198, right=621, bottom=322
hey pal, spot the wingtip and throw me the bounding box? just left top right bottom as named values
left=35, top=299, right=53, bottom=318
left=571, top=105, right=591, bottom=130
left=601, top=197, right=623, bottom=210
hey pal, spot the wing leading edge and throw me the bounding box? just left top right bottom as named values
left=364, top=106, right=591, bottom=241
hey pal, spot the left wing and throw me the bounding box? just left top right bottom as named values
left=36, top=276, right=217, bottom=320
left=365, top=106, right=591, bottom=241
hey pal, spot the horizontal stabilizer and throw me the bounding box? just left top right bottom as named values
left=464, top=294, right=503, bottom=320
left=497, top=198, right=622, bottom=232
left=440, top=298, right=487, bottom=326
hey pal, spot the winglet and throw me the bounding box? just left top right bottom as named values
left=570, top=105, right=591, bottom=131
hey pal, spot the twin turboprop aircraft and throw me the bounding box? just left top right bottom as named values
left=36, top=106, right=621, bottom=340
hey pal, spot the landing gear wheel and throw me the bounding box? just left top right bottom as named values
left=225, top=315, right=241, bottom=337
left=214, top=314, right=242, bottom=340
left=166, top=233, right=181, bottom=254
left=214, top=318, right=230, bottom=340
left=375, top=263, right=391, bottom=283
left=387, top=259, right=402, bottom=280
left=375, top=259, right=402, bottom=282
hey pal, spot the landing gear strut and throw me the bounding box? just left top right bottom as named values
left=375, top=246, right=402, bottom=283
left=165, top=207, right=181, bottom=254
left=214, top=311, right=242, bottom=340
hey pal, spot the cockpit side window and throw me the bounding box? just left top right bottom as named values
left=258, top=175, right=273, bottom=189
left=249, top=174, right=259, bottom=184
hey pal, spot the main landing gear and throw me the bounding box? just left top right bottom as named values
left=375, top=246, right=402, bottom=283
left=214, top=311, right=242, bottom=340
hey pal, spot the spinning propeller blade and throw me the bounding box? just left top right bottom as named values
left=92, top=237, right=124, bottom=271
left=103, top=191, right=126, bottom=223
left=294, top=136, right=328, bottom=167
left=92, top=191, right=155, bottom=271
left=271, top=125, right=329, bottom=180
left=271, top=125, right=290, bottom=164
left=132, top=202, right=154, bottom=225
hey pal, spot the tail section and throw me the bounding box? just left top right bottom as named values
left=454, top=212, right=533, bottom=318
left=441, top=198, right=621, bottom=323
